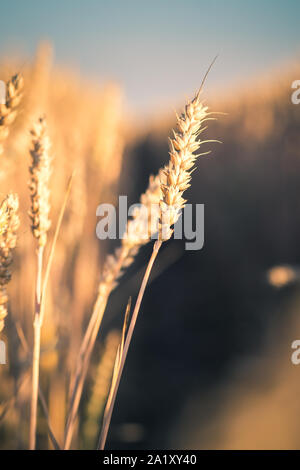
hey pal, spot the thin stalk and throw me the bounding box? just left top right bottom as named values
left=29, top=245, right=44, bottom=450
left=67, top=296, right=103, bottom=403
left=67, top=252, right=126, bottom=403
left=40, top=172, right=74, bottom=325
left=98, top=240, right=162, bottom=450
left=64, top=297, right=108, bottom=449
left=15, top=321, right=61, bottom=450
left=28, top=174, right=72, bottom=450
left=38, top=383, right=61, bottom=450
left=64, top=254, right=126, bottom=449
left=0, top=372, right=30, bottom=424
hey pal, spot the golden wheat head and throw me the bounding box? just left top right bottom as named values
left=0, top=193, right=19, bottom=333
left=28, top=116, right=52, bottom=247
left=99, top=170, right=162, bottom=294
left=159, top=90, right=213, bottom=240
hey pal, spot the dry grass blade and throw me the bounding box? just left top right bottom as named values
left=97, top=242, right=161, bottom=450
left=38, top=384, right=61, bottom=450
left=121, top=297, right=131, bottom=353
left=0, top=372, right=30, bottom=424
left=97, top=297, right=132, bottom=450
left=40, top=172, right=74, bottom=324
left=14, top=321, right=61, bottom=450
left=83, top=330, right=121, bottom=446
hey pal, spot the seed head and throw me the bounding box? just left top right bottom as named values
left=99, top=171, right=162, bottom=293
left=159, top=90, right=212, bottom=240
left=0, top=73, right=24, bottom=155
left=0, top=193, right=19, bottom=333
left=28, top=116, right=52, bottom=247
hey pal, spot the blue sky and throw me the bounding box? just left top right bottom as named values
left=0, top=0, right=299, bottom=113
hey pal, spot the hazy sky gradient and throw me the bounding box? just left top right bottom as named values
left=0, top=0, right=299, bottom=113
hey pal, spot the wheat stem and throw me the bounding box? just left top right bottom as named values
left=29, top=245, right=44, bottom=450
left=64, top=297, right=108, bottom=449
left=40, top=172, right=74, bottom=325
left=28, top=117, right=52, bottom=450
left=98, top=240, right=161, bottom=450
left=64, top=173, right=161, bottom=448
left=15, top=320, right=61, bottom=450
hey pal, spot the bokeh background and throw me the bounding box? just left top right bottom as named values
left=1, top=0, right=300, bottom=450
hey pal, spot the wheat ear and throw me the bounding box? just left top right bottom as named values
left=0, top=73, right=23, bottom=155
left=0, top=194, right=19, bottom=333
left=28, top=116, right=52, bottom=450
left=98, top=86, right=214, bottom=449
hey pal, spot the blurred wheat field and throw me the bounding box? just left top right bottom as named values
left=0, top=42, right=125, bottom=449
left=1, top=39, right=300, bottom=450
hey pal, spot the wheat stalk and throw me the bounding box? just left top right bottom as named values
left=97, top=299, right=131, bottom=449
left=0, top=74, right=23, bottom=155
left=64, top=172, right=162, bottom=448
left=66, top=87, right=214, bottom=446
left=0, top=194, right=19, bottom=333
left=98, top=84, right=215, bottom=449
left=66, top=68, right=217, bottom=449
left=83, top=330, right=120, bottom=446
left=15, top=321, right=61, bottom=449
left=28, top=116, right=52, bottom=450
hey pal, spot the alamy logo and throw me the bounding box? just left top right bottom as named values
left=291, top=80, right=300, bottom=105
left=291, top=340, right=300, bottom=365
left=0, top=80, right=6, bottom=105
left=0, top=340, right=6, bottom=364
left=96, top=196, right=204, bottom=251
